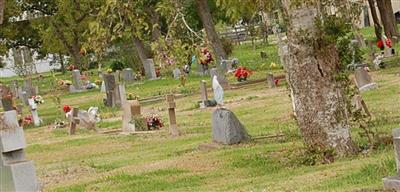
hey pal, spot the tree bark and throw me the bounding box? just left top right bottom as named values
left=195, top=0, right=227, bottom=66
left=0, top=0, right=4, bottom=25
left=59, top=52, right=65, bottom=74
left=52, top=22, right=83, bottom=70
left=281, top=1, right=355, bottom=157
left=368, top=0, right=383, bottom=40
left=376, top=0, right=399, bottom=42
left=132, top=35, right=150, bottom=68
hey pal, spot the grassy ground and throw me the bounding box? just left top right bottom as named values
left=1, top=27, right=400, bottom=191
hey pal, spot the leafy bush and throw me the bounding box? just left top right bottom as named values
left=109, top=60, right=126, bottom=72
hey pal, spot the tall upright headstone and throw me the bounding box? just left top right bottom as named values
left=23, top=79, right=34, bottom=97
left=383, top=128, right=400, bottom=190
left=122, top=68, right=134, bottom=82
left=197, top=62, right=207, bottom=76
left=166, top=95, right=179, bottom=136
left=199, top=80, right=208, bottom=109
left=70, top=70, right=85, bottom=93
left=69, top=108, right=79, bottom=135
left=354, top=68, right=378, bottom=92
left=267, top=74, right=276, bottom=88
left=144, top=59, right=157, bottom=79
left=119, top=84, right=135, bottom=133
left=10, top=80, right=18, bottom=98
left=173, top=68, right=181, bottom=79
left=103, top=73, right=121, bottom=108
left=115, top=70, right=121, bottom=84
left=0, top=110, right=39, bottom=192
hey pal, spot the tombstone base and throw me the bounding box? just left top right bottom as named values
left=383, top=176, right=400, bottom=190
left=1, top=160, right=39, bottom=192
left=69, top=86, right=87, bottom=93
left=359, top=83, right=378, bottom=92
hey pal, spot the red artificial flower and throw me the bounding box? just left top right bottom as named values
left=234, top=67, right=250, bottom=78
left=377, top=40, right=384, bottom=49
left=63, top=105, right=71, bottom=113
left=386, top=38, right=392, bottom=48
left=156, top=68, right=161, bottom=77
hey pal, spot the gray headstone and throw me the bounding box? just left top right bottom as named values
left=0, top=110, right=39, bottom=192
left=200, top=80, right=208, bottom=109
left=115, top=70, right=121, bottom=84
left=212, top=108, right=249, bottom=145
left=355, top=68, right=378, bottom=92
left=144, top=59, right=157, bottom=79
left=173, top=68, right=181, bottom=79
left=103, top=73, right=116, bottom=107
left=10, top=80, right=18, bottom=98
left=383, top=128, right=400, bottom=190
left=72, top=70, right=82, bottom=88
left=197, top=62, right=207, bottom=76
left=119, top=84, right=135, bottom=133
left=122, top=68, right=134, bottom=82
left=23, top=79, right=33, bottom=98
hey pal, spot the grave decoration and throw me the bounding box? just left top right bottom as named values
left=28, top=98, right=42, bottom=127
left=64, top=105, right=100, bottom=133
left=146, top=115, right=164, bottom=130
left=221, top=58, right=239, bottom=73
left=234, top=67, right=251, bottom=82
left=212, top=76, right=224, bottom=106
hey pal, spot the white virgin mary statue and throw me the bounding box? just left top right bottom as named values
left=212, top=75, right=224, bottom=105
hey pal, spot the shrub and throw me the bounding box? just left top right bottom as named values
left=109, top=60, right=126, bottom=72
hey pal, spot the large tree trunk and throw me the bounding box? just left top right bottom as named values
left=282, top=1, right=355, bottom=157
left=377, top=0, right=399, bottom=42
left=59, top=52, right=65, bottom=74
left=368, top=0, right=383, bottom=40
left=195, top=0, right=227, bottom=66
left=0, top=0, right=4, bottom=25
left=52, top=22, right=83, bottom=70
left=132, top=35, right=150, bottom=68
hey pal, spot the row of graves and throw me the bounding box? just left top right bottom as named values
left=0, top=83, right=40, bottom=191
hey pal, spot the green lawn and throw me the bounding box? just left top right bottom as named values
left=1, top=27, right=400, bottom=191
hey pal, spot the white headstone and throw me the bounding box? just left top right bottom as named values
left=28, top=99, right=41, bottom=127
left=173, top=68, right=181, bottom=79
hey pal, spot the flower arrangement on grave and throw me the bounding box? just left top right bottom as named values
left=95, top=80, right=102, bottom=86
left=32, top=95, right=44, bottom=104
left=67, top=65, right=78, bottom=71
left=23, top=115, right=33, bottom=125
left=234, top=67, right=251, bottom=82
left=200, top=48, right=213, bottom=66
left=156, top=67, right=161, bottom=77
left=54, top=120, right=67, bottom=129
left=58, top=80, right=72, bottom=87
left=63, top=105, right=72, bottom=113
left=106, top=68, right=113, bottom=73
left=146, top=115, right=163, bottom=130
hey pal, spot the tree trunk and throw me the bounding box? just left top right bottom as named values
left=282, top=1, right=355, bottom=157
left=195, top=0, right=227, bottom=66
left=59, top=52, right=65, bottom=74
left=132, top=35, right=150, bottom=68
left=52, top=22, right=83, bottom=70
left=0, top=0, right=4, bottom=25
left=368, top=0, right=383, bottom=40
left=377, top=0, right=399, bottom=42
left=149, top=9, right=162, bottom=42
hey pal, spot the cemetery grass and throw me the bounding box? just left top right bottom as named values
left=1, top=37, right=400, bottom=191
